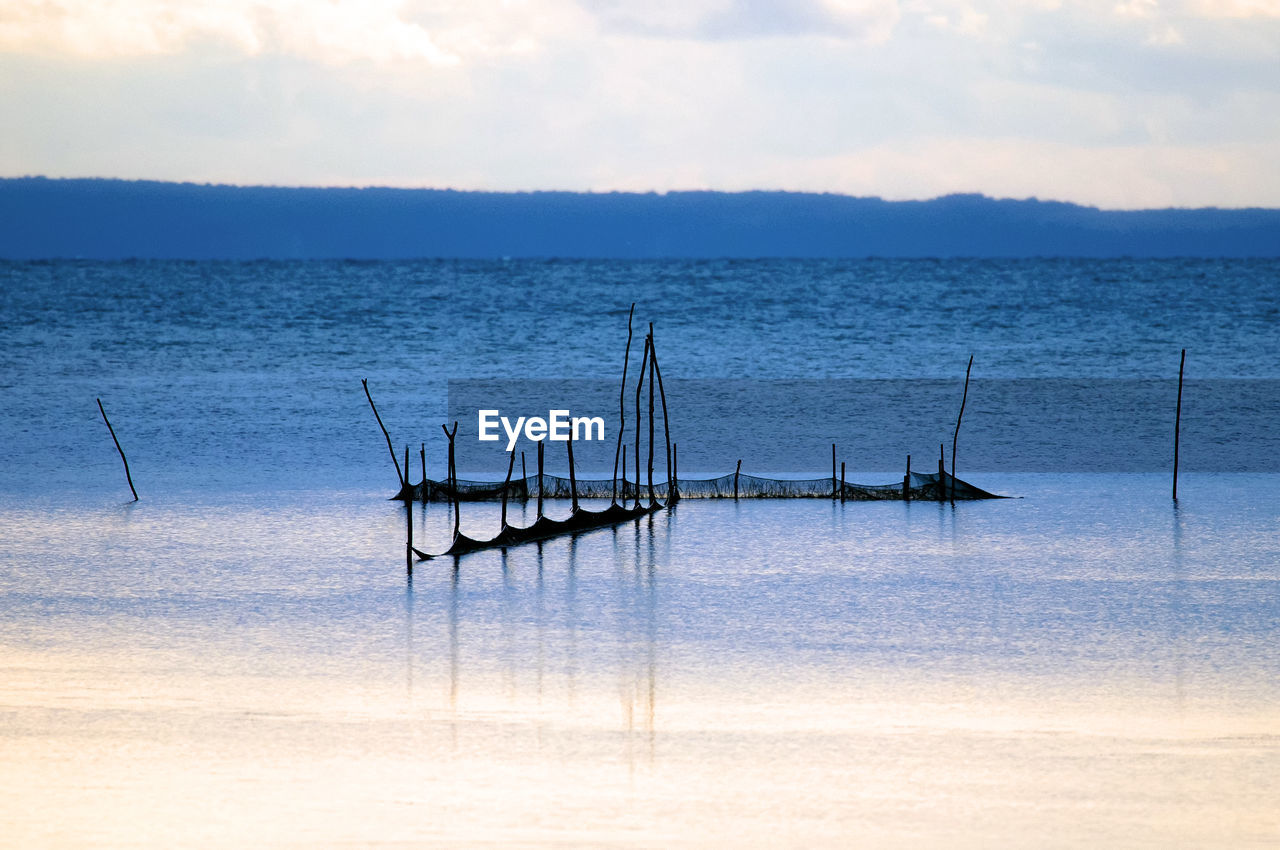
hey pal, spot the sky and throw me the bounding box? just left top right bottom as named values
left=1, top=0, right=1278, bottom=208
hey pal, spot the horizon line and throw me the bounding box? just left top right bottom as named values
left=8, top=174, right=1280, bottom=215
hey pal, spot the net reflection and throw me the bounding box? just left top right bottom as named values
left=410, top=509, right=663, bottom=770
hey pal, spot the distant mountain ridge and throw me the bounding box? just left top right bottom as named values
left=2, top=176, right=1278, bottom=258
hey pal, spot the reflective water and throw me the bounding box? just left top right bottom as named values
left=1, top=475, right=1277, bottom=847
left=1, top=260, right=1278, bottom=846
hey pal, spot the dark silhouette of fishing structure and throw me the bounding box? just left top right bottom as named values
left=361, top=310, right=1015, bottom=565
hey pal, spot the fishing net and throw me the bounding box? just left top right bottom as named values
left=410, top=470, right=999, bottom=502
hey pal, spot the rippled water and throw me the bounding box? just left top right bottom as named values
left=1, top=260, right=1277, bottom=847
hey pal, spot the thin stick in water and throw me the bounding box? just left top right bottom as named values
left=362, top=379, right=403, bottom=486
left=96, top=398, right=138, bottom=501
left=1174, top=348, right=1185, bottom=500
left=951, top=354, right=973, bottom=502
left=612, top=304, right=636, bottom=505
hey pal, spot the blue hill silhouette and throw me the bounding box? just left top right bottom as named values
left=2, top=177, right=1277, bottom=258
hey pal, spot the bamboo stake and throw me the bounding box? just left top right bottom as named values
left=673, top=443, right=679, bottom=503
left=647, top=334, right=656, bottom=506
left=649, top=324, right=674, bottom=504
left=501, top=446, right=516, bottom=527
left=904, top=454, right=911, bottom=501
left=96, top=398, right=138, bottom=501
left=832, top=444, right=837, bottom=500
left=568, top=433, right=579, bottom=512
left=1174, top=348, right=1185, bottom=500
left=734, top=459, right=741, bottom=500
left=537, top=440, right=545, bottom=518
left=938, top=443, right=945, bottom=502
left=362, top=379, right=403, bottom=486
left=951, top=355, right=973, bottom=503
left=622, top=451, right=628, bottom=504
left=521, top=451, right=527, bottom=501
left=420, top=443, right=426, bottom=502
left=634, top=337, right=649, bottom=508
left=442, top=422, right=458, bottom=538
left=612, top=304, right=636, bottom=505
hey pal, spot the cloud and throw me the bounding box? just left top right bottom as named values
left=582, top=0, right=901, bottom=42
left=0, top=0, right=589, bottom=64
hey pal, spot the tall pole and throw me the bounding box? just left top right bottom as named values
left=536, top=439, right=545, bottom=519
left=1174, top=348, right=1185, bottom=500
left=635, top=336, right=649, bottom=508
left=612, top=304, right=636, bottom=505
left=362, top=379, right=403, bottom=487
left=952, top=354, right=973, bottom=503
left=647, top=334, right=656, bottom=505
left=649, top=324, right=674, bottom=504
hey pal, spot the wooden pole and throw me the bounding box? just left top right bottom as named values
left=634, top=445, right=642, bottom=509
left=622, top=450, right=628, bottom=504
left=1174, top=348, right=1185, bottom=500
left=406, top=489, right=413, bottom=573
left=420, top=443, right=426, bottom=502
left=840, top=462, right=846, bottom=503
left=612, top=304, right=636, bottom=505
left=904, top=454, right=911, bottom=501
left=832, top=444, right=837, bottom=500
left=734, top=459, right=741, bottom=500
left=951, top=355, right=973, bottom=504
left=362, top=379, right=403, bottom=486
left=647, top=333, right=656, bottom=506
left=635, top=336, right=649, bottom=509
left=568, top=433, right=579, bottom=513
left=673, top=443, right=679, bottom=503
left=501, top=446, right=516, bottom=527
left=96, top=398, right=138, bottom=501
left=537, top=440, right=545, bottom=518
left=442, top=422, right=458, bottom=538
left=521, top=451, right=528, bottom=501
left=649, top=324, right=674, bottom=504
left=938, top=443, right=945, bottom=502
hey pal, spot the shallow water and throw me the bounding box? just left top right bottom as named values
left=1, top=260, right=1278, bottom=846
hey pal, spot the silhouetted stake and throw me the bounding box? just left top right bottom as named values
left=442, top=422, right=459, bottom=538
left=938, top=443, right=945, bottom=502
left=840, top=462, right=846, bottom=503
left=635, top=336, right=649, bottom=508
left=420, top=443, right=426, bottom=500
left=1174, top=348, right=1185, bottom=500
left=734, top=459, right=742, bottom=500
left=536, top=440, right=545, bottom=518
left=521, top=451, right=527, bottom=500
left=634, top=445, right=642, bottom=509
left=832, top=444, right=837, bottom=500
left=951, top=355, right=973, bottom=504
left=406, top=490, right=413, bottom=574
left=567, top=433, right=579, bottom=512
left=647, top=333, right=656, bottom=505
left=622, top=451, right=628, bottom=504
left=649, top=323, right=674, bottom=504
left=673, top=443, right=679, bottom=503
left=904, top=454, right=911, bottom=501
left=362, top=378, right=403, bottom=487
left=612, top=304, right=636, bottom=505
left=501, top=447, right=516, bottom=527
left=96, top=398, right=138, bottom=501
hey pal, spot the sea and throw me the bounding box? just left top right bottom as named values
left=1, top=258, right=1277, bottom=848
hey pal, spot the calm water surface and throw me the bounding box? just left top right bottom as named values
left=1, top=260, right=1277, bottom=847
